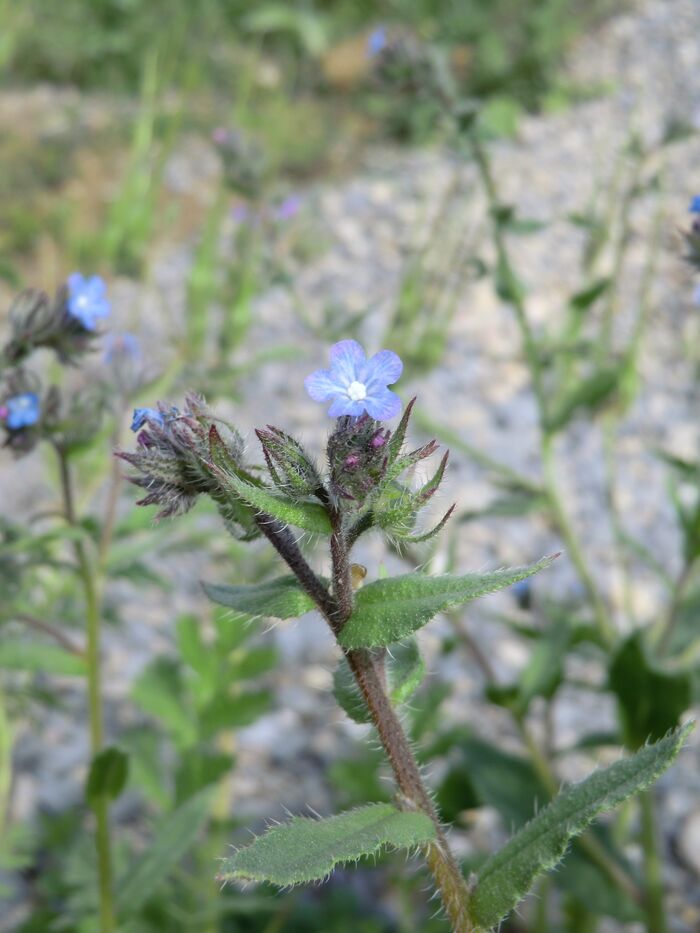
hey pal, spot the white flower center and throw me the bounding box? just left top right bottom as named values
left=347, top=380, right=367, bottom=401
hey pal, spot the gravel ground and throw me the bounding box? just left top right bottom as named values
left=2, top=0, right=700, bottom=929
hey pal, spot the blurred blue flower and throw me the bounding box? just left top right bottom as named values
left=693, top=283, right=700, bottom=306
left=232, top=203, right=250, bottom=223
left=67, top=273, right=111, bottom=331
left=273, top=194, right=303, bottom=221
left=690, top=196, right=700, bottom=213
left=4, top=393, right=41, bottom=430
left=511, top=578, right=532, bottom=609
left=367, top=27, right=387, bottom=58
left=131, top=407, right=165, bottom=432
left=305, top=339, right=403, bottom=419
left=103, top=332, right=141, bottom=363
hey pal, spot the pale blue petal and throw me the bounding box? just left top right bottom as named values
left=304, top=369, right=343, bottom=401
left=364, top=349, right=403, bottom=390
left=329, top=340, right=366, bottom=387
left=363, top=388, right=402, bottom=420
left=328, top=396, right=367, bottom=417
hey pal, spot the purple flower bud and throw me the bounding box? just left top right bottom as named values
left=371, top=431, right=387, bottom=449
left=344, top=453, right=361, bottom=471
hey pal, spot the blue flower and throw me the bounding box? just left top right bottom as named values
left=305, top=339, right=403, bottom=420
left=690, top=196, right=700, bottom=214
left=367, top=27, right=387, bottom=58
left=67, top=273, right=111, bottom=331
left=4, top=393, right=41, bottom=430
left=693, top=283, right=700, bottom=307
left=131, top=407, right=165, bottom=432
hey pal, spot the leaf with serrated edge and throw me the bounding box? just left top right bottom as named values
left=217, top=803, right=435, bottom=886
left=470, top=723, right=694, bottom=929
left=339, top=556, right=556, bottom=649
left=202, top=576, right=316, bottom=619
left=218, top=469, right=331, bottom=534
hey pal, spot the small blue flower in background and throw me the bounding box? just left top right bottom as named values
left=693, top=283, right=700, bottom=307
left=305, top=339, right=403, bottom=419
left=4, top=393, right=41, bottom=430
left=367, top=27, right=387, bottom=58
left=67, top=273, right=111, bottom=331
left=273, top=194, right=303, bottom=221
left=690, top=196, right=700, bottom=213
left=131, top=407, right=165, bottom=432
left=103, top=332, right=141, bottom=363
left=511, top=578, right=532, bottom=610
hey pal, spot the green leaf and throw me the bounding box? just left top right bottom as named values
left=333, top=639, right=425, bottom=724
left=202, top=576, right=316, bottom=620
left=469, top=724, right=694, bottom=929
left=199, top=690, right=272, bottom=738
left=217, top=803, right=436, bottom=886
left=116, top=789, right=212, bottom=919
left=609, top=633, right=692, bottom=749
left=569, top=278, right=611, bottom=312
left=86, top=747, right=129, bottom=808
left=132, top=659, right=196, bottom=748
left=338, top=557, right=556, bottom=649
left=546, top=365, right=622, bottom=433
left=0, top=639, right=86, bottom=677
left=218, top=470, right=331, bottom=534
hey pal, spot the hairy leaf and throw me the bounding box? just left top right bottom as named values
left=217, top=803, right=436, bottom=886
left=219, top=469, right=331, bottom=534
left=339, top=557, right=556, bottom=649
left=202, top=576, right=316, bottom=620
left=470, top=724, right=693, bottom=929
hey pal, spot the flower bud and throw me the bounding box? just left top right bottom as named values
left=255, top=425, right=323, bottom=498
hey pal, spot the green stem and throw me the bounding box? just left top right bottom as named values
left=639, top=790, right=668, bottom=933
left=57, top=447, right=115, bottom=933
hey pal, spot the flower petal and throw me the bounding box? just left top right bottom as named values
left=329, top=340, right=366, bottom=387
left=363, top=388, right=402, bottom=420
left=364, top=349, right=403, bottom=390
left=304, top=368, right=342, bottom=401
left=328, top=396, right=366, bottom=418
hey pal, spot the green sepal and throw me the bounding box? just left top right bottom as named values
left=217, top=803, right=436, bottom=886
left=339, top=556, right=556, bottom=649
left=216, top=466, right=332, bottom=534
left=469, top=723, right=693, bottom=929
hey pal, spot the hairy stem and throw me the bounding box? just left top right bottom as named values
left=57, top=447, right=115, bottom=933
left=259, top=506, right=474, bottom=930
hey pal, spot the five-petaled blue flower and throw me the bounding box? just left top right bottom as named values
left=4, top=393, right=41, bottom=430
left=690, top=196, right=700, bottom=213
left=305, top=339, right=403, bottom=420
left=131, top=407, right=165, bottom=432
left=67, top=273, right=111, bottom=331
left=367, top=27, right=387, bottom=58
